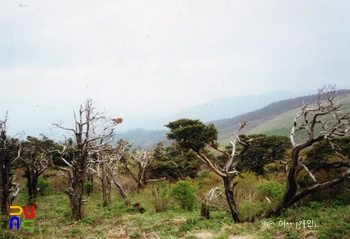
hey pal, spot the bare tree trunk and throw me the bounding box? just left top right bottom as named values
left=138, top=167, right=146, bottom=189
left=24, top=165, right=39, bottom=206
left=126, top=149, right=161, bottom=189
left=101, top=162, right=111, bottom=207
left=200, top=202, right=210, bottom=219
left=106, top=166, right=130, bottom=206
left=0, top=165, right=11, bottom=215
left=67, top=160, right=86, bottom=221
left=55, top=99, right=122, bottom=221
left=223, top=176, right=241, bottom=223
left=86, top=170, right=94, bottom=196
left=273, top=167, right=350, bottom=217
left=274, top=146, right=303, bottom=215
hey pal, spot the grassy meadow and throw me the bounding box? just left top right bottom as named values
left=1, top=170, right=349, bottom=239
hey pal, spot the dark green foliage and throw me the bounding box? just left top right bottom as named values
left=306, top=136, right=350, bottom=169
left=198, top=170, right=211, bottom=181
left=37, top=177, right=50, bottom=196
left=165, top=119, right=218, bottom=152
left=301, top=137, right=350, bottom=202
left=308, top=179, right=350, bottom=206
left=241, top=134, right=289, bottom=175
left=21, top=135, right=59, bottom=204
left=151, top=142, right=202, bottom=180
left=23, top=135, right=62, bottom=166
left=258, top=181, right=285, bottom=201
left=222, top=134, right=290, bottom=175
left=170, top=180, right=196, bottom=211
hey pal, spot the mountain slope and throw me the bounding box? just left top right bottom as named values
left=116, top=90, right=314, bottom=132
left=115, top=89, right=350, bottom=148
left=114, top=128, right=168, bottom=149
left=215, top=89, right=350, bottom=143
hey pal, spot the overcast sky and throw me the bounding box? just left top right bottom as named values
left=1, top=0, right=350, bottom=137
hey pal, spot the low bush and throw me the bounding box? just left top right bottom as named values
left=37, top=177, right=50, bottom=196
left=170, top=180, right=197, bottom=211
left=257, top=180, right=285, bottom=201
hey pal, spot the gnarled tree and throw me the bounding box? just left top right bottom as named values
left=124, top=147, right=166, bottom=189
left=89, top=139, right=130, bottom=206
left=166, top=119, right=250, bottom=223
left=263, top=86, right=350, bottom=217
left=54, top=99, right=122, bottom=220
left=151, top=142, right=199, bottom=181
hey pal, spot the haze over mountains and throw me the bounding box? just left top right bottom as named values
left=115, top=89, right=323, bottom=148
left=116, top=90, right=314, bottom=132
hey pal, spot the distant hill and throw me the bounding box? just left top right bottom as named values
left=114, top=89, right=350, bottom=149
left=115, top=90, right=314, bottom=132
left=114, top=128, right=169, bottom=149
left=155, top=90, right=314, bottom=125
left=214, top=89, right=350, bottom=144
left=114, top=90, right=311, bottom=148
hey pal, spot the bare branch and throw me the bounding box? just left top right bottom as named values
left=58, top=169, right=69, bottom=178
left=146, top=177, right=167, bottom=183
left=61, top=157, right=73, bottom=168
left=197, top=151, right=226, bottom=177
left=11, top=144, right=22, bottom=164
left=53, top=123, right=76, bottom=134
left=301, top=163, right=317, bottom=183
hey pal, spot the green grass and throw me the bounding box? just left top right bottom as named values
left=1, top=176, right=349, bottom=239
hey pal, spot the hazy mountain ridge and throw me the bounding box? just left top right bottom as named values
left=116, top=89, right=350, bottom=148
left=114, top=128, right=168, bottom=149
left=116, top=90, right=314, bottom=132
left=215, top=89, right=350, bottom=142
left=114, top=90, right=310, bottom=147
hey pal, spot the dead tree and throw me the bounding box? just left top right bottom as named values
left=124, top=147, right=166, bottom=189
left=263, top=86, right=350, bottom=217
left=0, top=113, right=21, bottom=215
left=54, top=99, right=121, bottom=221
left=89, top=139, right=131, bottom=206
left=201, top=187, right=222, bottom=219
left=198, top=122, right=250, bottom=223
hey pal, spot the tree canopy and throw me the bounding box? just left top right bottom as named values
left=165, top=119, right=218, bottom=152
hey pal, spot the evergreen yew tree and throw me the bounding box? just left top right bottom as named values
left=166, top=119, right=250, bottom=222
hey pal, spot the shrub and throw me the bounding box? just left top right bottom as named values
left=239, top=201, right=265, bottom=221
left=37, top=177, right=50, bottom=196
left=170, top=180, right=196, bottom=211
left=257, top=180, right=285, bottom=201
left=153, top=181, right=170, bottom=212
left=234, top=172, right=263, bottom=205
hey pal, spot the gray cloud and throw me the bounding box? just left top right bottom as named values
left=1, top=0, right=350, bottom=136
